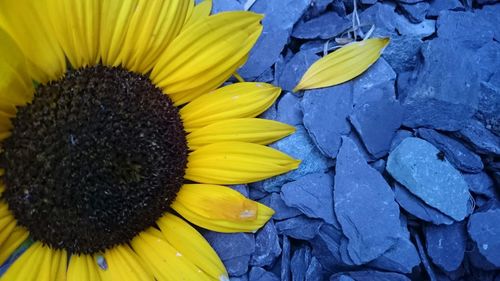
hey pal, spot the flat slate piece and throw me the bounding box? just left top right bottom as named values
left=387, top=137, right=471, bottom=221
left=425, top=222, right=467, bottom=272
left=468, top=208, right=500, bottom=267
left=334, top=137, right=402, bottom=265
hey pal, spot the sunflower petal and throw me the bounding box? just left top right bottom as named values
left=183, top=0, right=212, bottom=29
left=99, top=0, right=138, bottom=66
left=294, top=38, right=390, bottom=91
left=67, top=254, right=102, bottom=281
left=187, top=118, right=295, bottom=150
left=0, top=28, right=34, bottom=114
left=45, top=0, right=100, bottom=68
left=0, top=226, right=29, bottom=267
left=172, top=184, right=274, bottom=233
left=100, top=245, right=154, bottom=281
left=151, top=12, right=262, bottom=105
left=185, top=142, right=300, bottom=184
left=0, top=0, right=66, bottom=83
left=131, top=229, right=211, bottom=281
left=180, top=82, right=280, bottom=132
left=118, top=0, right=193, bottom=73
left=156, top=213, right=228, bottom=280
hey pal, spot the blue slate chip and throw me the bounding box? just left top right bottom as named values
left=427, top=0, right=463, bottom=17
left=393, top=182, right=455, bottom=225
left=250, top=220, right=281, bottom=267
left=387, top=138, right=471, bottom=221
left=425, top=222, right=467, bottom=272
left=239, top=0, right=311, bottom=79
left=463, top=172, right=497, bottom=199
left=305, top=257, right=324, bottom=281
left=352, top=58, right=397, bottom=105
left=260, top=193, right=301, bottom=221
left=203, top=232, right=255, bottom=276
left=281, top=236, right=291, bottom=281
left=330, top=271, right=411, bottom=281
left=249, top=267, right=280, bottom=281
left=301, top=83, right=353, bottom=159
left=275, top=50, right=320, bottom=93
left=275, top=215, right=323, bottom=240
left=276, top=92, right=303, bottom=126
left=417, top=128, right=484, bottom=173
left=414, top=232, right=438, bottom=281
left=390, top=129, right=414, bottom=153
left=357, top=3, right=398, bottom=36
left=394, top=16, right=435, bottom=38
left=369, top=237, right=421, bottom=274
left=334, top=137, right=402, bottom=265
left=477, top=81, right=500, bottom=136
left=468, top=208, right=500, bottom=267
left=292, top=12, right=350, bottom=40
left=309, top=224, right=349, bottom=272
left=437, top=11, right=495, bottom=49
left=452, top=119, right=500, bottom=156
left=281, top=173, right=337, bottom=226
left=211, top=0, right=243, bottom=13
left=291, top=245, right=312, bottom=281
left=252, top=125, right=334, bottom=191
left=399, top=2, right=430, bottom=23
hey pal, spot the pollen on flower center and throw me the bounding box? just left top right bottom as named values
left=1, top=65, right=188, bottom=254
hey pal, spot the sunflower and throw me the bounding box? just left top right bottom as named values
left=0, top=0, right=300, bottom=280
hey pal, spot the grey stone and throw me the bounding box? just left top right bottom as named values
left=370, top=159, right=386, bottom=173
left=310, top=224, right=348, bottom=272
left=399, top=2, right=430, bottom=23
left=395, top=15, right=436, bottom=38
left=239, top=0, right=311, bottom=79
left=417, top=128, right=484, bottom=173
left=453, top=119, right=500, bottom=156
left=357, top=3, right=398, bottom=36
left=211, top=0, right=243, bottom=13
left=302, top=82, right=353, bottom=158
left=334, top=137, right=402, bottom=264
left=330, top=271, right=411, bottom=281
left=476, top=81, right=500, bottom=136
left=427, top=0, right=464, bottom=17
left=276, top=50, right=320, bottom=93
left=276, top=93, right=303, bottom=126
left=387, top=138, right=471, bottom=221
left=203, top=232, right=255, bottom=261
left=399, top=38, right=480, bottom=131
left=352, top=58, right=396, bottom=104
left=393, top=182, right=455, bottom=225
left=299, top=40, right=339, bottom=54
left=249, top=267, right=279, bottom=281
left=253, top=125, right=334, bottom=191
left=250, top=221, right=281, bottom=267
left=225, top=256, right=252, bottom=276
left=468, top=208, right=500, bottom=267
left=281, top=173, right=336, bottom=225
left=305, top=257, right=324, bottom=281
left=474, top=5, right=500, bottom=42
left=383, top=35, right=423, bottom=73
left=437, top=11, right=495, bottom=49
left=292, top=12, right=351, bottom=40
left=390, top=129, right=414, bottom=152
left=275, top=216, right=323, bottom=240
left=369, top=237, right=421, bottom=274
left=414, top=233, right=438, bottom=281
left=281, top=236, right=291, bottom=281
left=463, top=172, right=497, bottom=198
left=291, top=245, right=312, bottom=281
left=260, top=193, right=301, bottom=221
left=425, top=222, right=467, bottom=271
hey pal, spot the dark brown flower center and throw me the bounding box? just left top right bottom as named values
left=2, top=65, right=187, bottom=254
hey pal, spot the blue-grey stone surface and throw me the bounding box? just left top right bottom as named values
left=310, top=224, right=348, bottom=272
left=437, top=11, right=495, bottom=49
left=250, top=221, right=281, bottom=267
left=305, top=257, right=324, bottom=281
left=249, top=267, right=280, bottom=281
left=399, top=2, right=430, bottom=23
left=393, top=183, right=455, bottom=225
left=477, top=81, right=500, bottom=136
left=281, top=236, right=291, bottom=281
left=276, top=50, right=320, bottom=92
left=427, top=0, right=463, bottom=17
left=276, top=92, right=303, bottom=126
left=330, top=271, right=412, bottom=281
left=240, top=0, right=311, bottom=79
left=417, top=128, right=484, bottom=173
left=453, top=119, right=500, bottom=156
left=463, top=172, right=497, bottom=198
left=292, top=12, right=351, bottom=40
left=382, top=35, right=423, bottom=73
left=204, top=232, right=255, bottom=276
left=390, top=129, right=414, bottom=152
left=394, top=16, right=436, bottom=38
left=334, top=137, right=402, bottom=264
left=387, top=138, right=471, bottom=221
left=211, top=0, right=243, bottom=13
left=302, top=83, right=353, bottom=158
left=275, top=216, right=323, bottom=240
left=369, top=237, right=421, bottom=274
left=281, top=173, right=336, bottom=225
left=260, top=193, right=301, bottom=221
left=414, top=233, right=438, bottom=281
left=291, top=245, right=312, bottom=281
left=358, top=3, right=398, bottom=36
left=425, top=222, right=467, bottom=272
left=468, top=208, right=500, bottom=267
left=352, top=58, right=396, bottom=104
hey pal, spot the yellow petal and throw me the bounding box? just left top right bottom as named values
left=0, top=182, right=4, bottom=194
left=99, top=0, right=138, bottom=66
left=0, top=226, right=29, bottom=266
left=118, top=0, right=194, bottom=73
left=49, top=248, right=67, bottom=281
left=185, top=142, right=300, bottom=184
left=172, top=184, right=274, bottom=233
left=0, top=204, right=16, bottom=246
left=183, top=0, right=212, bottom=29
left=67, top=254, right=102, bottom=281
left=156, top=213, right=227, bottom=280
left=0, top=243, right=63, bottom=281
left=151, top=12, right=262, bottom=105
left=0, top=111, right=13, bottom=133
left=101, top=245, right=154, bottom=281
left=180, top=82, right=280, bottom=132
left=0, top=28, right=34, bottom=114
left=0, top=0, right=66, bottom=83
left=131, top=229, right=211, bottom=281
left=45, top=0, right=101, bottom=68
left=187, top=118, right=295, bottom=150
left=294, top=38, right=390, bottom=91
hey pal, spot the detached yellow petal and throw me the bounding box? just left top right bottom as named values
left=101, top=245, right=154, bottom=281
left=0, top=0, right=66, bottom=83
left=180, top=82, right=280, bottom=132
left=0, top=28, right=34, bottom=114
left=187, top=118, right=295, bottom=149
left=183, top=0, right=212, bottom=29
left=157, top=213, right=228, bottom=280
left=172, top=184, right=274, bottom=233
left=185, top=142, right=300, bottom=184
left=67, top=254, right=102, bottom=281
left=294, top=38, right=390, bottom=91
left=151, top=12, right=263, bottom=105
left=118, top=0, right=193, bottom=73
left=131, top=229, right=211, bottom=281
left=0, top=226, right=29, bottom=266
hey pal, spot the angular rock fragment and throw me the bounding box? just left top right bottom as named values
left=275, top=216, right=323, bottom=240
left=468, top=208, right=500, bottom=268
left=425, top=222, right=467, bottom=272
left=250, top=221, right=281, bottom=267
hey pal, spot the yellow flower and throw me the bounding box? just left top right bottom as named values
left=0, top=0, right=299, bottom=280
